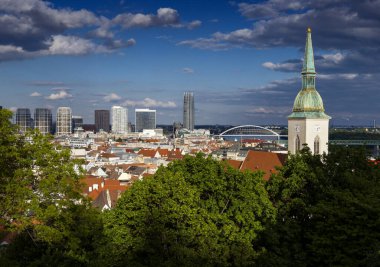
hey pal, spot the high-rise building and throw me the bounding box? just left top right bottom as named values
left=95, top=110, right=110, bottom=132
left=34, top=108, right=52, bottom=135
left=135, top=108, right=156, bottom=132
left=16, top=108, right=33, bottom=132
left=288, top=28, right=331, bottom=155
left=72, top=116, right=83, bottom=133
left=111, top=106, right=128, bottom=134
left=56, top=107, right=72, bottom=136
left=183, top=92, right=194, bottom=130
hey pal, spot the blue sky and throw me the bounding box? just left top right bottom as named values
left=1, top=0, right=380, bottom=126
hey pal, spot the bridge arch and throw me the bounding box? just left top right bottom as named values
left=219, top=125, right=280, bottom=140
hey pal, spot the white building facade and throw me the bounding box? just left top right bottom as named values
left=111, top=106, right=128, bottom=134
left=56, top=107, right=72, bottom=136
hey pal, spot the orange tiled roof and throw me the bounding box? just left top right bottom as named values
left=157, top=148, right=169, bottom=157
left=240, top=150, right=286, bottom=180
left=138, top=149, right=157, bottom=158
left=225, top=159, right=243, bottom=170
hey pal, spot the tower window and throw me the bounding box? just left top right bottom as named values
left=296, top=135, right=300, bottom=152
left=314, top=136, right=320, bottom=154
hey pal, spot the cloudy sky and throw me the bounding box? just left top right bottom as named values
left=1, top=0, right=380, bottom=126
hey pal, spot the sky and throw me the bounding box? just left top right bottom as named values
left=1, top=0, right=380, bottom=126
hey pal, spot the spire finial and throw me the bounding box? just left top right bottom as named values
left=307, top=27, right=311, bottom=33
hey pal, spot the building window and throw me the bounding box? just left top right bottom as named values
left=314, top=136, right=320, bottom=155
left=296, top=135, right=300, bottom=152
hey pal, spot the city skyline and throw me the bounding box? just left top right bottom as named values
left=0, top=0, right=380, bottom=125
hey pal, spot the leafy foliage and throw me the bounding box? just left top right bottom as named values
left=0, top=109, right=103, bottom=266
left=102, top=154, right=275, bottom=266
left=260, top=146, right=380, bottom=266
left=1, top=108, right=379, bottom=266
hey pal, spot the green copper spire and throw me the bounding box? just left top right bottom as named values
left=302, top=27, right=315, bottom=74
left=288, top=28, right=331, bottom=119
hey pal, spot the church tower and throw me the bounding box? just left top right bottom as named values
left=288, top=28, right=331, bottom=155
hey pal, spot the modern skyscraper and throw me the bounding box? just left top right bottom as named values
left=72, top=116, right=83, bottom=132
left=111, top=106, right=128, bottom=134
left=288, top=28, right=331, bottom=155
left=183, top=92, right=194, bottom=130
left=16, top=108, right=33, bottom=132
left=56, top=107, right=72, bottom=136
left=34, top=108, right=52, bottom=135
left=135, top=108, right=156, bottom=132
left=95, top=110, right=110, bottom=132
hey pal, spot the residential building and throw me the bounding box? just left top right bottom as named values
left=34, top=108, right=52, bottom=135
left=135, top=108, right=156, bottom=132
left=288, top=28, right=331, bottom=155
left=56, top=107, right=72, bottom=136
left=95, top=110, right=110, bottom=132
left=111, top=106, right=128, bottom=134
left=183, top=92, right=194, bottom=130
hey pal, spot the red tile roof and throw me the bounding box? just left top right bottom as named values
left=168, top=148, right=183, bottom=160
left=225, top=159, right=243, bottom=170
left=138, top=149, right=157, bottom=158
left=82, top=177, right=128, bottom=200
left=240, top=150, right=287, bottom=180
left=157, top=148, right=169, bottom=157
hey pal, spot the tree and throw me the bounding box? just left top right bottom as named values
left=0, top=109, right=103, bottom=266
left=101, top=154, right=276, bottom=266
left=260, top=146, right=380, bottom=266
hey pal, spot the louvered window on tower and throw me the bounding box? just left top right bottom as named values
left=314, top=136, right=320, bottom=155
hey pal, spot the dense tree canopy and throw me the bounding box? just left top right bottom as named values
left=260, top=146, right=380, bottom=266
left=0, top=109, right=103, bottom=266
left=0, top=108, right=379, bottom=266
left=102, top=154, right=275, bottom=266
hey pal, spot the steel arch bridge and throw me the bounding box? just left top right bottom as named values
left=218, top=125, right=282, bottom=141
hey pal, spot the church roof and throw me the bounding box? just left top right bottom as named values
left=289, top=28, right=330, bottom=120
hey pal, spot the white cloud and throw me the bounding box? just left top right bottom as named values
left=246, top=107, right=287, bottom=114
left=262, top=61, right=299, bottom=71
left=0, top=44, right=24, bottom=53
left=30, top=91, right=42, bottom=97
left=90, top=24, right=114, bottom=39
left=45, top=90, right=72, bottom=100
left=123, top=97, right=176, bottom=108
left=188, top=20, right=202, bottom=29
left=113, top=8, right=180, bottom=28
left=322, top=52, right=345, bottom=64
left=46, top=35, right=106, bottom=55
left=183, top=67, right=194, bottom=74
left=178, top=38, right=231, bottom=51
left=0, top=1, right=200, bottom=62
left=319, top=73, right=358, bottom=80
left=103, top=93, right=122, bottom=102
left=0, top=0, right=100, bottom=27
